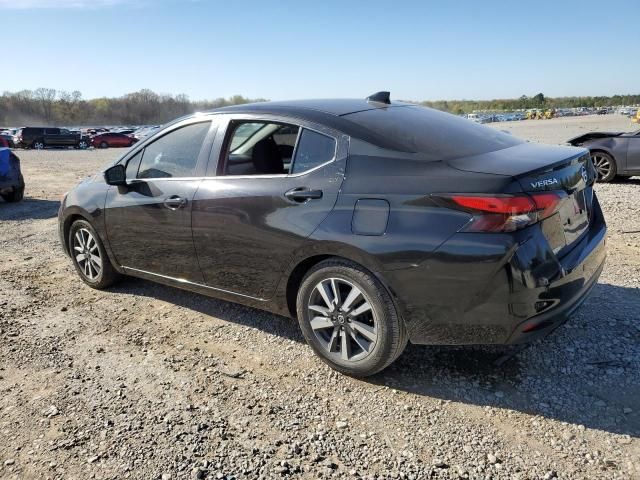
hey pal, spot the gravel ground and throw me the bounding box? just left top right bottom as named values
left=0, top=115, right=638, bottom=479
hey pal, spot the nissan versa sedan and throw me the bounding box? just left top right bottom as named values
left=58, top=93, right=607, bottom=377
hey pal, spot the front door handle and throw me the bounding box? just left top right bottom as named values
left=163, top=195, right=187, bottom=210
left=284, top=187, right=323, bottom=203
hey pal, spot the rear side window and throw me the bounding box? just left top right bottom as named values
left=345, top=106, right=522, bottom=160
left=137, top=122, right=210, bottom=179
left=291, top=129, right=336, bottom=174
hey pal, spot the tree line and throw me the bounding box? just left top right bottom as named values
left=1, top=89, right=639, bottom=126
left=0, top=89, right=266, bottom=126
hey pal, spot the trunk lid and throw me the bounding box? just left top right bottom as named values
left=447, top=143, right=595, bottom=254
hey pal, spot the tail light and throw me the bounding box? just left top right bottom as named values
left=434, top=192, right=566, bottom=232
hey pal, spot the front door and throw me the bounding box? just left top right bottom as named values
left=104, top=120, right=215, bottom=282
left=192, top=116, right=347, bottom=299
left=626, top=133, right=640, bottom=171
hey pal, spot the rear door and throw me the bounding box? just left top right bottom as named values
left=192, top=114, right=348, bottom=300
left=104, top=119, right=217, bottom=282
left=44, top=128, right=61, bottom=146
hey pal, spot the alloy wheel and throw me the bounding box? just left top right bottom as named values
left=73, top=228, right=102, bottom=280
left=34, top=141, right=44, bottom=149
left=307, top=277, right=378, bottom=362
left=591, top=153, right=611, bottom=180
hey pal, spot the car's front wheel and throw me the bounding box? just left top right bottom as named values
left=32, top=140, right=44, bottom=150
left=591, top=151, right=616, bottom=182
left=296, top=259, right=408, bottom=377
left=77, top=140, right=89, bottom=149
left=68, top=219, right=120, bottom=289
left=100, top=141, right=109, bottom=149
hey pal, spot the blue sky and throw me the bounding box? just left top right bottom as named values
left=3, top=0, right=639, bottom=101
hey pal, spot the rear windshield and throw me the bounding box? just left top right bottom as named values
left=345, top=105, right=522, bottom=160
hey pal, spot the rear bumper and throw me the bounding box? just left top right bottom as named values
left=385, top=194, right=607, bottom=345
left=505, top=226, right=605, bottom=344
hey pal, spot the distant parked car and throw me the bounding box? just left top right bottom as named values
left=568, top=129, right=640, bottom=182
left=133, top=125, right=161, bottom=140
left=0, top=134, right=14, bottom=148
left=16, top=127, right=89, bottom=149
left=0, top=147, right=24, bottom=202
left=91, top=132, right=139, bottom=148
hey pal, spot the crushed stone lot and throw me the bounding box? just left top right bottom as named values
left=0, top=115, right=639, bottom=479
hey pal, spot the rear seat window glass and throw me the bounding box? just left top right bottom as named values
left=291, top=129, right=336, bottom=174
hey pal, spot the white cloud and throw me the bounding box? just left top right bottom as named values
left=0, top=0, right=136, bottom=8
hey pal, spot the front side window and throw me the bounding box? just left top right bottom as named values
left=125, top=150, right=143, bottom=180
left=137, top=122, right=210, bottom=179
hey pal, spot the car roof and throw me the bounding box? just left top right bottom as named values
left=214, top=98, right=404, bottom=117
left=206, top=98, right=416, bottom=152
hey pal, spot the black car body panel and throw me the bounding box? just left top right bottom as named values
left=59, top=99, right=607, bottom=348
left=568, top=129, right=640, bottom=175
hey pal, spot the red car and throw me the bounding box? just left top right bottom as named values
left=91, top=132, right=138, bottom=148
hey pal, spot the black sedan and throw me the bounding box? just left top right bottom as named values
left=58, top=93, right=606, bottom=376
left=568, top=129, right=640, bottom=182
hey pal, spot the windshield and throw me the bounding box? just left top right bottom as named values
left=345, top=105, right=523, bottom=160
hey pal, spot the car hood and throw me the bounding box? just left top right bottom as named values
left=567, top=132, right=623, bottom=145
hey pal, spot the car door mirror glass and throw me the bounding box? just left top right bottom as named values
left=104, top=164, right=127, bottom=186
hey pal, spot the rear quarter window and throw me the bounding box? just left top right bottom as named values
left=345, top=106, right=522, bottom=160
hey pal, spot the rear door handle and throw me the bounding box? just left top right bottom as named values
left=284, top=187, right=323, bottom=202
left=163, top=195, right=187, bottom=210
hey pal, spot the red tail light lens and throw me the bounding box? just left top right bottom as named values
left=435, top=192, right=565, bottom=232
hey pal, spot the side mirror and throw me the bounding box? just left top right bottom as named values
left=104, top=164, right=127, bottom=186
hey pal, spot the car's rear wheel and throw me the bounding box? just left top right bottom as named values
left=100, top=141, right=109, bottom=149
left=296, top=259, right=407, bottom=377
left=1, top=185, right=24, bottom=203
left=69, top=219, right=120, bottom=289
left=590, top=151, right=616, bottom=182
left=77, top=140, right=88, bottom=149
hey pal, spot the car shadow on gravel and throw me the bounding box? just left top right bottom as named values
left=611, top=176, right=640, bottom=185
left=0, top=198, right=60, bottom=220
left=110, top=277, right=305, bottom=343
left=372, top=282, right=640, bottom=438
left=110, top=277, right=639, bottom=438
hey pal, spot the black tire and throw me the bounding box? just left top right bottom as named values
left=68, top=219, right=120, bottom=289
left=77, top=139, right=89, bottom=149
left=296, top=258, right=408, bottom=377
left=590, top=151, right=617, bottom=182
left=100, top=141, right=109, bottom=149
left=1, top=185, right=24, bottom=203
left=32, top=140, right=45, bottom=150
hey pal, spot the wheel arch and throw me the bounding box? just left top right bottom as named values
left=589, top=147, right=616, bottom=161
left=61, top=210, right=94, bottom=255
left=282, top=247, right=404, bottom=329
left=589, top=148, right=619, bottom=179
